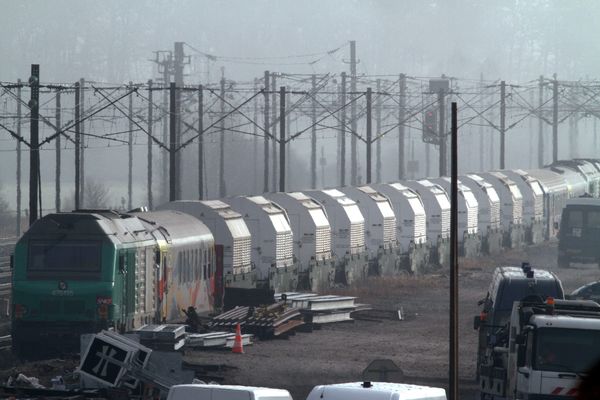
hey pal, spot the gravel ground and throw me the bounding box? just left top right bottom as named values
left=2, top=240, right=598, bottom=399
left=185, top=241, right=599, bottom=400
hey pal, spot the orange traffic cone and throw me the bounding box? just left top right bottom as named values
left=232, top=323, right=244, bottom=354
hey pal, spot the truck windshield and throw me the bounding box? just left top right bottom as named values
left=28, top=239, right=102, bottom=280
left=535, top=327, right=600, bottom=373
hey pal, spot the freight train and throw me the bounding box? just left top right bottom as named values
left=10, top=159, right=600, bottom=357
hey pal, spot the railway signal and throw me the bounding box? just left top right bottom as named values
left=422, top=108, right=438, bottom=144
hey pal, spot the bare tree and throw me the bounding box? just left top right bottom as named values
left=84, top=179, right=112, bottom=209
left=62, top=179, right=112, bottom=211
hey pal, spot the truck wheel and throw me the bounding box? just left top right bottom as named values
left=557, top=256, right=570, bottom=268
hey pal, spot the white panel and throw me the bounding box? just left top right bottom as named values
left=308, top=209, right=330, bottom=228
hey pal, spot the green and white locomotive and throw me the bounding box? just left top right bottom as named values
left=11, top=209, right=216, bottom=357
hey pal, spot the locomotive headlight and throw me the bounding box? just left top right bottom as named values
left=96, top=296, right=113, bottom=320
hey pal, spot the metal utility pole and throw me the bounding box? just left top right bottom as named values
left=320, top=146, right=326, bottom=187
left=74, top=80, right=81, bottom=211
left=552, top=74, right=559, bottom=163
left=350, top=40, right=358, bottom=185
left=499, top=80, right=506, bottom=169
left=279, top=86, right=286, bottom=192
left=366, top=87, right=372, bottom=184
left=438, top=88, right=446, bottom=176
left=253, top=78, right=259, bottom=192
left=538, top=76, right=544, bottom=167
left=16, top=80, right=22, bottom=234
left=271, top=73, right=277, bottom=190
left=147, top=80, right=154, bottom=208
left=398, top=74, right=406, bottom=179
left=426, top=141, right=431, bottom=177
left=449, top=101, right=459, bottom=400
left=219, top=71, right=226, bottom=197
left=169, top=83, right=177, bottom=201
left=286, top=90, right=291, bottom=186
left=79, top=78, right=86, bottom=206
left=569, top=85, right=578, bottom=159
left=489, top=84, right=495, bottom=170
left=263, top=71, right=270, bottom=193
left=340, top=72, right=347, bottom=186
left=478, top=74, right=484, bottom=171
left=128, top=82, right=134, bottom=210
left=198, top=84, right=204, bottom=200
left=55, top=89, right=61, bottom=213
left=311, top=74, right=317, bottom=188
left=375, top=79, right=381, bottom=182
left=174, top=42, right=185, bottom=198
left=29, top=65, right=40, bottom=225
left=594, top=114, right=598, bottom=156
left=162, top=55, right=171, bottom=204
left=528, top=85, right=534, bottom=168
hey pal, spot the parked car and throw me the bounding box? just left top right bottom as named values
left=568, top=281, right=600, bottom=302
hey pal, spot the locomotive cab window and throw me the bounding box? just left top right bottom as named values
left=28, top=239, right=102, bottom=280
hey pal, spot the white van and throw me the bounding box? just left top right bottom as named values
left=306, top=382, right=447, bottom=400
left=166, top=384, right=293, bottom=400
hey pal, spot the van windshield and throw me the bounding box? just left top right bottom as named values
left=492, top=280, right=561, bottom=326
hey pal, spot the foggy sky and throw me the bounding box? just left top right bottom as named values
left=1, top=0, right=600, bottom=211
left=1, top=0, right=599, bottom=83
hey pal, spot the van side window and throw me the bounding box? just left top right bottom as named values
left=567, top=210, right=583, bottom=229
left=588, top=211, right=600, bottom=229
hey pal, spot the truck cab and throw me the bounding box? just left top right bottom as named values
left=506, top=299, right=600, bottom=399
left=557, top=198, right=600, bottom=268
left=474, top=264, right=564, bottom=382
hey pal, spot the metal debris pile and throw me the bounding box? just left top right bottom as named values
left=205, top=292, right=370, bottom=341
left=77, top=330, right=195, bottom=399
left=278, top=293, right=364, bottom=324
left=135, top=324, right=187, bottom=351
left=208, top=301, right=303, bottom=339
